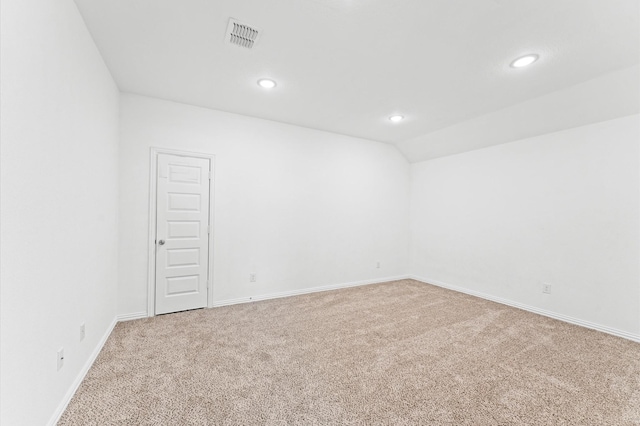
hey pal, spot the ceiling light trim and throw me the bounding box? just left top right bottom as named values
left=510, top=54, right=539, bottom=68
left=257, top=78, right=277, bottom=89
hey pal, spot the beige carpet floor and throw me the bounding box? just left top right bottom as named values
left=59, top=279, right=640, bottom=425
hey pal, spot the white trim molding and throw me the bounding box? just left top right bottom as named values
left=117, top=312, right=149, bottom=322
left=47, top=317, right=118, bottom=426
left=410, top=275, right=640, bottom=343
left=212, top=275, right=411, bottom=308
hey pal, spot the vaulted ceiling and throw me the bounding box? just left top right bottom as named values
left=74, top=0, right=639, bottom=161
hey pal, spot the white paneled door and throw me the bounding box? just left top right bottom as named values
left=155, top=153, right=211, bottom=315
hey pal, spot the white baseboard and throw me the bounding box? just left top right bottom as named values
left=47, top=316, right=118, bottom=426
left=117, top=311, right=148, bottom=322
left=410, top=275, right=640, bottom=343
left=212, top=275, right=411, bottom=308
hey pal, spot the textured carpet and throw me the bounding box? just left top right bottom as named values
left=59, top=279, right=640, bottom=425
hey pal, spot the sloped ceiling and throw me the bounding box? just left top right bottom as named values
left=74, top=0, right=640, bottom=161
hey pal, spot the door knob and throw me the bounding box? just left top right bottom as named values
left=158, top=239, right=166, bottom=246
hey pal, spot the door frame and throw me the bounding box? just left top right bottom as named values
left=147, top=147, right=216, bottom=317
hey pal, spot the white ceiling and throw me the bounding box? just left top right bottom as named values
left=74, top=0, right=639, bottom=158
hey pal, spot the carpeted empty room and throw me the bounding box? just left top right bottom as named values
left=3, top=0, right=640, bottom=425
left=58, top=280, right=640, bottom=425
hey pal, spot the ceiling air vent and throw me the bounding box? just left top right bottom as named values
left=225, top=18, right=261, bottom=49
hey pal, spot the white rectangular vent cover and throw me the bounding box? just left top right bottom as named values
left=225, top=18, right=261, bottom=49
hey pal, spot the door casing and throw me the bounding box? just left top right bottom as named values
left=147, top=147, right=215, bottom=317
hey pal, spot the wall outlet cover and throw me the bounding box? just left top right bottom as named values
left=57, top=348, right=64, bottom=371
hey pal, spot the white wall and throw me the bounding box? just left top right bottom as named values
left=0, top=0, right=119, bottom=424
left=410, top=114, right=640, bottom=337
left=119, top=94, right=410, bottom=316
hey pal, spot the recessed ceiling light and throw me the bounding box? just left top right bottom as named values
left=257, top=78, right=277, bottom=89
left=389, top=115, right=404, bottom=122
left=510, top=54, right=539, bottom=68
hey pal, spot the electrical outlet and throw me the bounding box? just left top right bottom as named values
left=249, top=273, right=256, bottom=283
left=376, top=261, right=381, bottom=269
left=542, top=283, right=552, bottom=294
left=57, top=348, right=64, bottom=371
left=80, top=323, right=85, bottom=341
